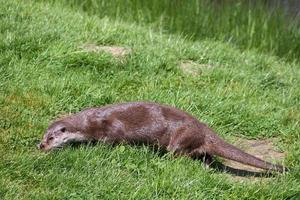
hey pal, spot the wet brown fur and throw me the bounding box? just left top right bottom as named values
left=41, top=101, right=285, bottom=172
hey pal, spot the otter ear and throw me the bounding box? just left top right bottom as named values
left=60, top=127, right=66, bottom=132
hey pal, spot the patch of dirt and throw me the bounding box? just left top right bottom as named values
left=81, top=43, right=131, bottom=58
left=220, top=138, right=286, bottom=181
left=179, top=60, right=212, bottom=76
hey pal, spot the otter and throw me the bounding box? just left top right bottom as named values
left=38, top=102, right=285, bottom=172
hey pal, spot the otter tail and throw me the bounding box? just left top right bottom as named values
left=207, top=136, right=285, bottom=172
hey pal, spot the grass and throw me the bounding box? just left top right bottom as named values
left=49, top=0, right=300, bottom=62
left=0, top=0, right=300, bottom=199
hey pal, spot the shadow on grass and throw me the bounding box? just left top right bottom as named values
left=208, top=160, right=277, bottom=178
left=38, top=141, right=280, bottom=178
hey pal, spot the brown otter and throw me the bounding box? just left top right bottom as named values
left=38, top=102, right=285, bottom=172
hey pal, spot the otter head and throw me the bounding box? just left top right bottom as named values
left=38, top=121, right=87, bottom=151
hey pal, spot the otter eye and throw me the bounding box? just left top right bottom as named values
left=60, top=127, right=66, bottom=132
left=48, top=137, right=54, bottom=141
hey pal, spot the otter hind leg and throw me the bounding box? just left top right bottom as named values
left=167, top=126, right=206, bottom=158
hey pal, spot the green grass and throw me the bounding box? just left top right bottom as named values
left=48, top=0, right=300, bottom=62
left=0, top=0, right=300, bottom=199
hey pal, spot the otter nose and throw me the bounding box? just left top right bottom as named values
left=37, top=143, right=45, bottom=149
